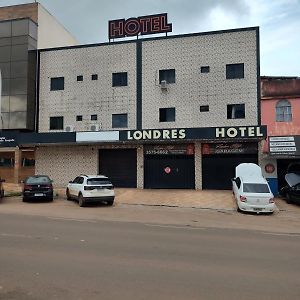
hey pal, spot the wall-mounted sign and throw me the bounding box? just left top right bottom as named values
left=269, top=136, right=300, bottom=156
left=120, top=126, right=267, bottom=142
left=202, top=143, right=258, bottom=155
left=0, top=134, right=18, bottom=147
left=265, top=163, right=275, bottom=174
left=144, top=144, right=194, bottom=155
left=109, top=13, right=172, bottom=39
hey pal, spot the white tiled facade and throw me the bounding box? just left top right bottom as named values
left=39, top=28, right=258, bottom=133
left=37, top=28, right=260, bottom=189
left=39, top=43, right=137, bottom=132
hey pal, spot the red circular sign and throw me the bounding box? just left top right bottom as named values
left=265, top=163, right=275, bottom=174
left=164, top=167, right=171, bottom=174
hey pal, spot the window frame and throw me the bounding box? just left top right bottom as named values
left=226, top=63, right=244, bottom=79
left=112, top=113, right=128, bottom=128
left=159, top=107, right=176, bottom=122
left=276, top=99, right=292, bottom=122
left=112, top=72, right=128, bottom=87
left=200, top=66, right=210, bottom=73
left=91, top=114, right=98, bottom=121
left=77, top=75, right=83, bottom=81
left=49, top=116, right=64, bottom=130
left=76, top=115, right=83, bottom=121
left=159, top=69, right=176, bottom=84
left=91, top=74, right=98, bottom=80
left=50, top=77, right=64, bottom=91
left=200, top=105, right=209, bottom=112
left=227, top=104, right=245, bottom=119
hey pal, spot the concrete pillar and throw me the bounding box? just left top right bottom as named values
left=13, top=147, right=21, bottom=183
left=194, top=142, right=202, bottom=190
left=137, top=145, right=144, bottom=189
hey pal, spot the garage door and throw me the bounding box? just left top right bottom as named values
left=99, top=149, right=137, bottom=188
left=144, top=155, right=195, bottom=189
left=202, top=154, right=258, bottom=190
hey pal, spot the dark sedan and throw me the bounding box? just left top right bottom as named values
left=22, top=175, right=53, bottom=202
left=280, top=173, right=300, bottom=204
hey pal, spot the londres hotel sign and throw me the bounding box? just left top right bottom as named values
left=109, top=13, right=172, bottom=39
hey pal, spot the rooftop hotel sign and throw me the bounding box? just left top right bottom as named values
left=109, top=13, right=172, bottom=39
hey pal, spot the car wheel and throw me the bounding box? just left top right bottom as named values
left=286, top=193, right=293, bottom=204
left=107, top=200, right=114, bottom=206
left=66, top=189, right=72, bottom=200
left=22, top=197, right=27, bottom=202
left=78, top=194, right=85, bottom=207
left=48, top=197, right=53, bottom=202
left=0, top=189, right=4, bottom=198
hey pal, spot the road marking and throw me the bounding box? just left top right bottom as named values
left=47, top=217, right=97, bottom=223
left=262, top=232, right=300, bottom=237
left=0, top=233, right=33, bottom=239
left=144, top=224, right=206, bottom=230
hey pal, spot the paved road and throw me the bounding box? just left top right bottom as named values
left=0, top=213, right=300, bottom=300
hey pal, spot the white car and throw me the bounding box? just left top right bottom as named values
left=232, top=163, right=275, bottom=214
left=66, top=175, right=115, bottom=207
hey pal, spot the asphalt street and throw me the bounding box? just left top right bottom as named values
left=0, top=212, right=300, bottom=300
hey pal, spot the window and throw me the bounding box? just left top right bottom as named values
left=76, top=115, right=83, bottom=121
left=112, top=114, right=128, bottom=128
left=77, top=75, right=83, bottom=81
left=50, top=116, right=63, bottom=130
left=112, top=72, right=128, bottom=87
left=226, top=63, right=244, bottom=79
left=91, top=114, right=98, bottom=121
left=0, top=158, right=14, bottom=167
left=201, top=66, right=210, bottom=73
left=235, top=177, right=241, bottom=189
left=22, top=158, right=35, bottom=167
left=243, top=183, right=270, bottom=193
left=91, top=74, right=98, bottom=80
left=227, top=104, right=245, bottom=119
left=200, top=105, right=209, bottom=112
left=159, top=108, right=175, bottom=122
left=276, top=99, right=292, bottom=122
left=159, top=69, right=175, bottom=84
left=50, top=77, right=64, bottom=91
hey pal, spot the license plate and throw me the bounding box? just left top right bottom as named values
left=253, top=207, right=262, bottom=211
left=34, top=193, right=44, bottom=196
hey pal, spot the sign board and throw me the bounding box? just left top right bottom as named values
left=144, top=144, right=194, bottom=155
left=269, top=136, right=300, bottom=156
left=202, top=143, right=258, bottom=155
left=120, top=126, right=267, bottom=142
left=0, top=133, right=18, bottom=147
left=109, top=13, right=172, bottom=39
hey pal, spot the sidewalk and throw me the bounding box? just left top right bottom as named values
left=3, top=183, right=236, bottom=210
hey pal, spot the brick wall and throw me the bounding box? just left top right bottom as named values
left=0, top=3, right=38, bottom=22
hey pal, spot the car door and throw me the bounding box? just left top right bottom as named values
left=290, top=183, right=300, bottom=201
left=72, top=176, right=84, bottom=198
left=69, top=177, right=80, bottom=196
left=233, top=177, right=241, bottom=202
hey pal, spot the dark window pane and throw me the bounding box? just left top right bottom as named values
left=227, top=104, right=245, bottom=119
left=276, top=99, right=292, bottom=122
left=0, top=46, right=11, bottom=62
left=87, top=178, right=112, bottom=185
left=11, top=44, right=28, bottom=61
left=91, top=114, right=97, bottom=121
left=201, top=66, right=210, bottom=73
left=77, top=75, right=83, bottom=81
left=200, top=105, right=209, bottom=112
left=226, top=63, right=244, bottom=79
left=50, top=116, right=63, bottom=130
left=243, top=184, right=270, bottom=193
left=159, top=108, right=175, bottom=122
left=112, top=114, right=128, bottom=128
left=12, top=19, right=29, bottom=36
left=50, top=77, right=64, bottom=91
left=76, top=115, right=83, bottom=121
left=91, top=74, right=98, bottom=80
left=112, top=72, right=128, bottom=87
left=159, top=69, right=175, bottom=84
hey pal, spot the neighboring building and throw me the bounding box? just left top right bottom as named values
left=261, top=76, right=300, bottom=195
left=0, top=2, right=78, bottom=182
left=29, top=26, right=265, bottom=189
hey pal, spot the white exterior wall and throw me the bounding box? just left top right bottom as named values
left=142, top=30, right=258, bottom=128
left=37, top=4, right=78, bottom=49
left=39, top=43, right=137, bottom=132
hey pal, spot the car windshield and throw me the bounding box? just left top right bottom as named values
left=243, top=183, right=270, bottom=193
left=26, top=176, right=51, bottom=184
left=87, top=178, right=111, bottom=185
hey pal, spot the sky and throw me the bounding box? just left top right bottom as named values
left=1, top=0, right=300, bottom=76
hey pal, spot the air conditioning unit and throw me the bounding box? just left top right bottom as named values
left=160, top=80, right=168, bottom=89
left=65, top=125, right=74, bottom=132
left=90, top=124, right=101, bottom=131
